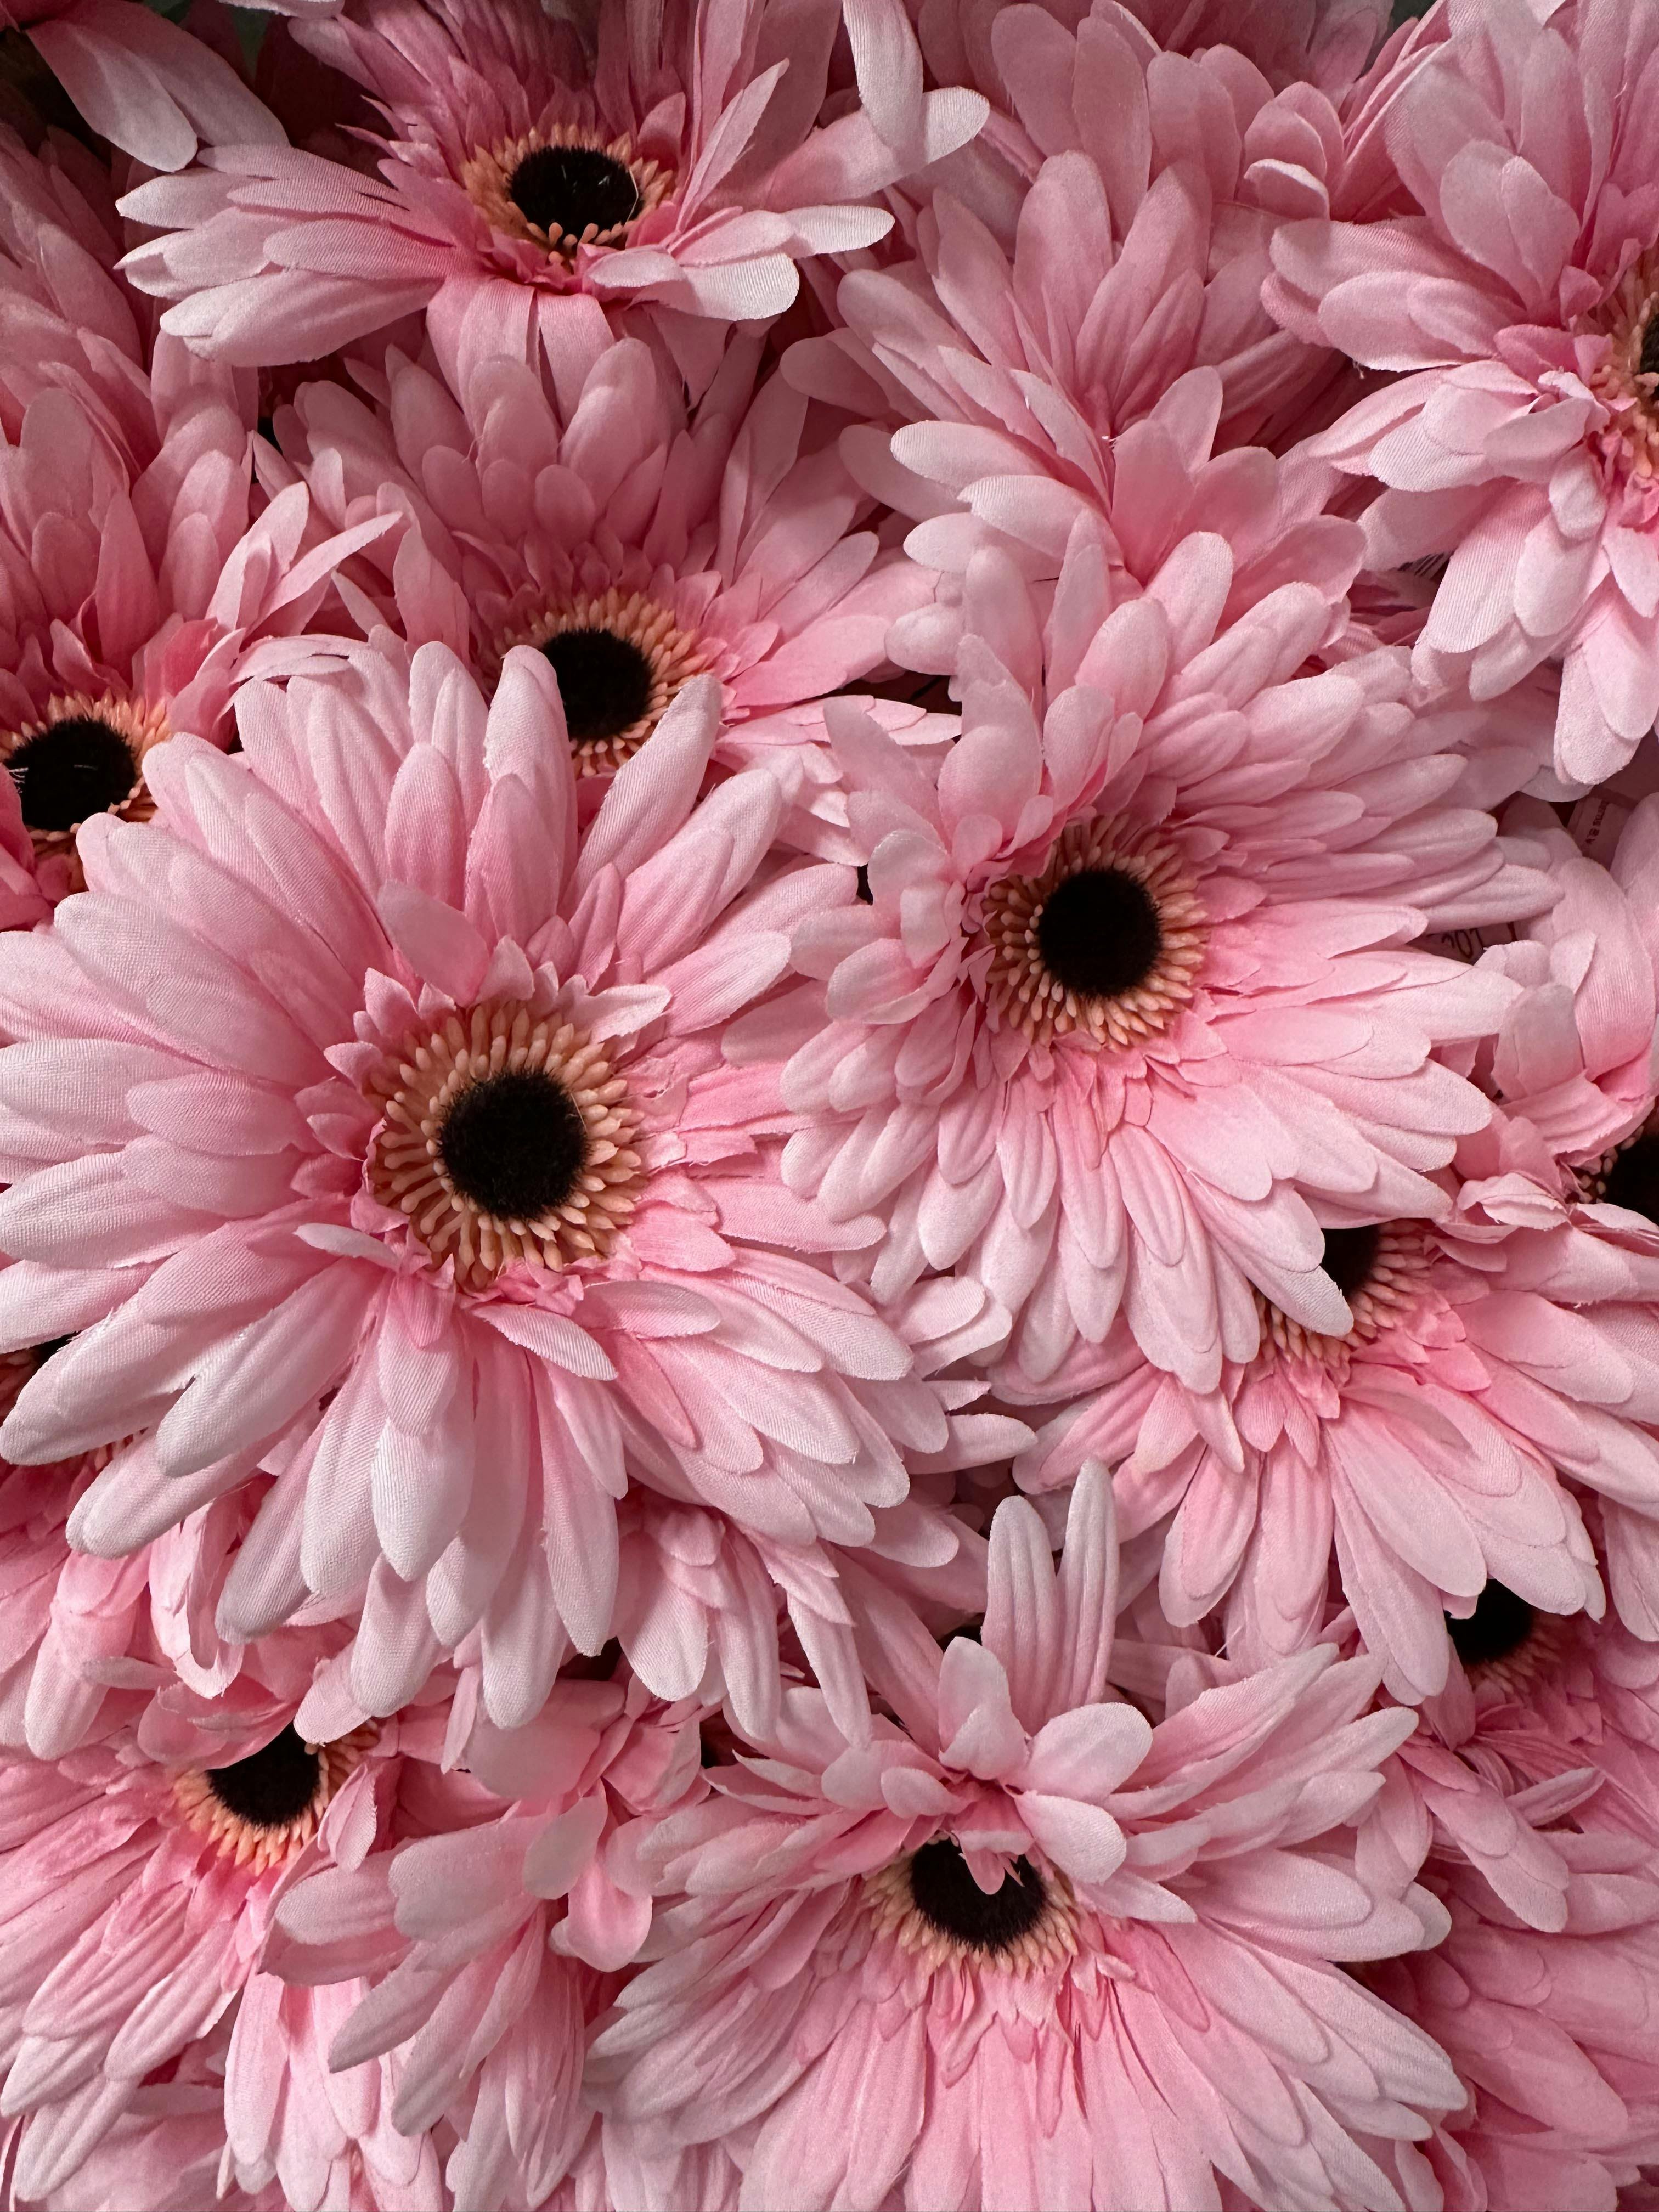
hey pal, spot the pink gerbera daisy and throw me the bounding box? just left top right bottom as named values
left=1015, top=812, right=1659, bottom=1695
left=1458, top=795, right=1659, bottom=1642
left=1267, top=0, right=1659, bottom=784
left=756, top=518, right=1541, bottom=1392
left=1379, top=1565, right=1659, bottom=1938
left=0, top=345, right=393, bottom=911
left=1008, top=1125, right=1659, bottom=1701
left=586, top=1464, right=1458, bottom=2212
left=1366, top=1833, right=1659, bottom=2212
left=791, top=0, right=1446, bottom=536
left=0, top=1671, right=451, bottom=2206
left=117, top=0, right=987, bottom=392
left=1086, top=1610, right=1659, bottom=2209
left=0, top=641, right=943, bottom=1729
left=271, top=321, right=938, bottom=819
left=796, top=317, right=1401, bottom=714
left=270, top=1669, right=706, bottom=2212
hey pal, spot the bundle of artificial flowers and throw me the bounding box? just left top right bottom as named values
left=0, top=0, right=1657, bottom=2206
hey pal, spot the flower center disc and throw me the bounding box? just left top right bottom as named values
left=7, top=715, right=137, bottom=833
left=508, top=143, right=640, bottom=242
left=981, top=817, right=1207, bottom=1049
left=906, top=1839, right=1048, bottom=1955
left=1035, top=867, right=1163, bottom=1001
left=205, top=1724, right=320, bottom=1830
left=365, top=1001, right=646, bottom=1288
left=1319, top=1223, right=1383, bottom=1301
left=1446, top=1583, right=1535, bottom=1672
left=540, top=628, right=656, bottom=748
left=492, top=590, right=712, bottom=772
left=465, top=127, right=673, bottom=261
left=1257, top=1220, right=1428, bottom=1365
left=177, top=1720, right=377, bottom=1874
left=1582, top=252, right=1659, bottom=477
left=437, top=1066, right=589, bottom=1221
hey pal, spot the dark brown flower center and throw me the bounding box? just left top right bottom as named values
left=204, top=1725, right=320, bottom=1830
left=907, top=1839, right=1047, bottom=1954
left=540, top=628, right=656, bottom=747
left=7, top=716, right=137, bottom=833
left=509, top=144, right=639, bottom=242
left=1321, top=1224, right=1383, bottom=1301
left=1446, top=1582, right=1535, bottom=1671
left=1641, top=312, right=1659, bottom=382
left=1601, top=1136, right=1659, bottom=1227
left=437, top=1068, right=588, bottom=1222
left=1035, top=867, right=1163, bottom=1003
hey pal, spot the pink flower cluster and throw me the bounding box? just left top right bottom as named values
left=4, top=0, right=1659, bottom=2206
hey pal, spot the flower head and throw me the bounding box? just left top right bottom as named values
left=1383, top=1568, right=1659, bottom=1941
left=1019, top=808, right=1659, bottom=1690
left=588, top=1465, right=1458, bottom=2211
left=761, top=520, right=1540, bottom=1391
left=0, top=641, right=943, bottom=1729
left=272, top=1668, right=706, bottom=2211
left=792, top=0, right=1450, bottom=586
left=1010, top=1137, right=1659, bottom=1705
left=1452, top=798, right=1659, bottom=1647
left=275, top=326, right=936, bottom=803
left=119, top=0, right=987, bottom=385
left=816, top=5, right=1378, bottom=464
left=1268, top=0, right=1659, bottom=783
left=0, top=1673, right=447, bottom=2205
left=1367, top=1833, right=1659, bottom=2212
left=0, top=337, right=392, bottom=911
